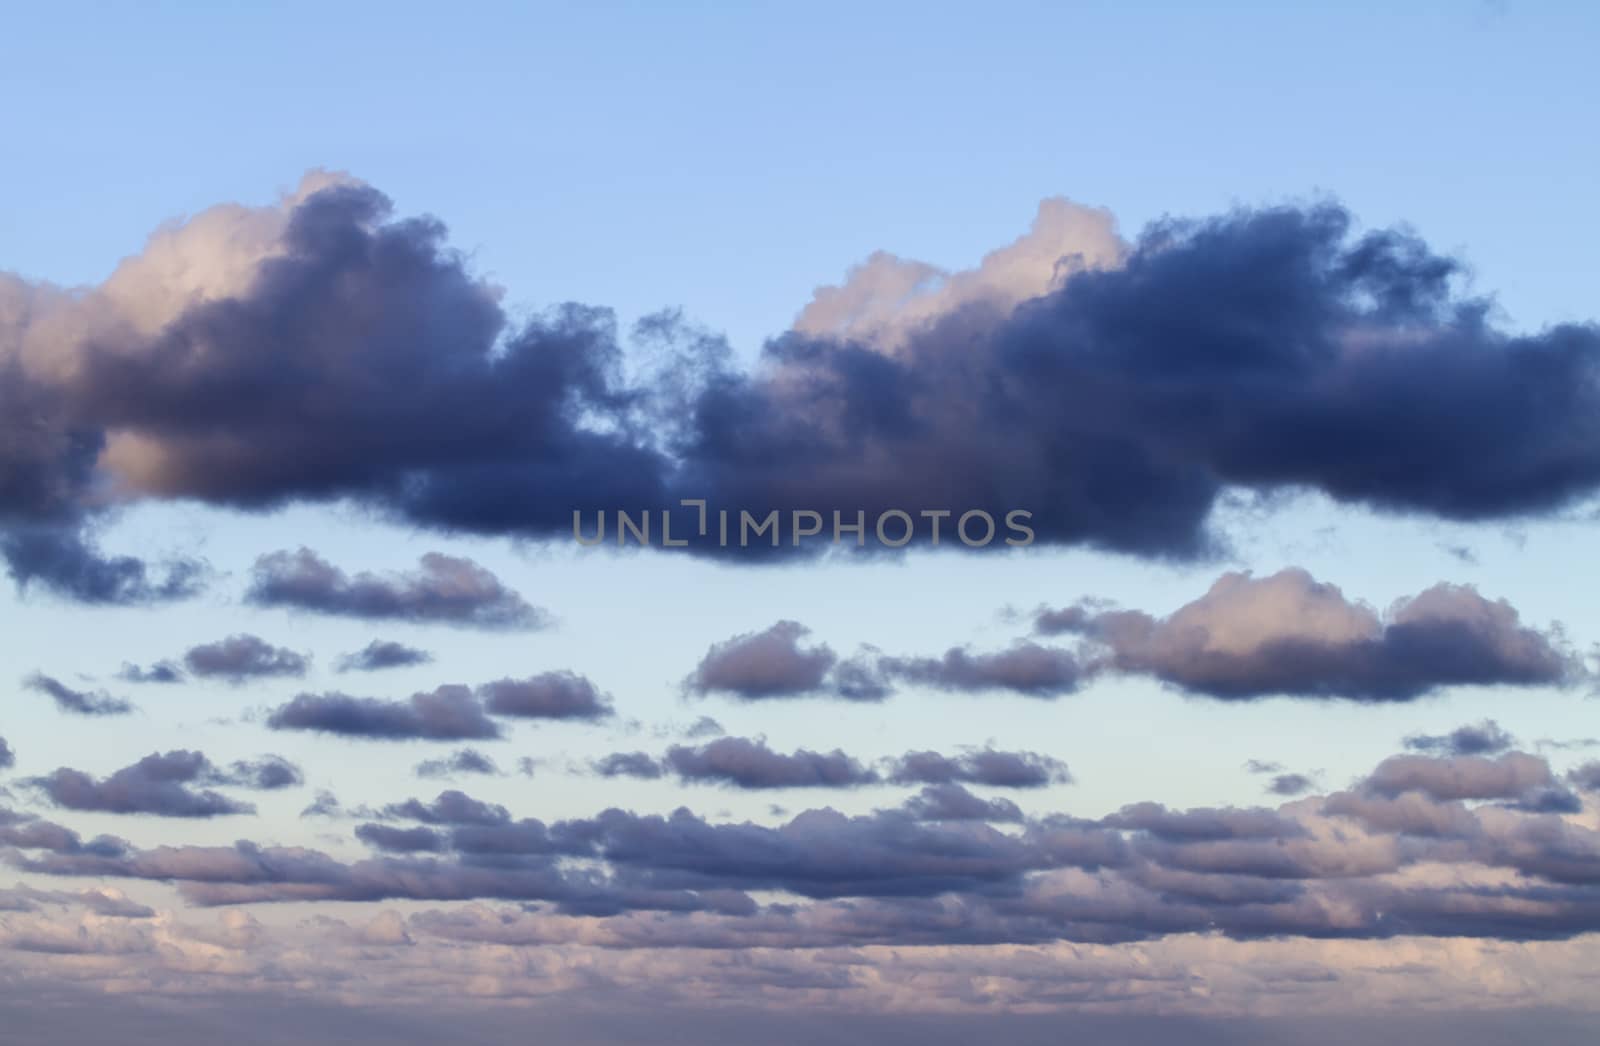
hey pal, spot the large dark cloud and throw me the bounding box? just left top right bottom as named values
left=183, top=634, right=309, bottom=683
left=334, top=640, right=433, bottom=673
left=246, top=548, right=546, bottom=630
left=1036, top=569, right=1578, bottom=701
left=6, top=182, right=1600, bottom=596
left=266, top=687, right=502, bottom=741
left=23, top=673, right=134, bottom=717
left=24, top=750, right=299, bottom=818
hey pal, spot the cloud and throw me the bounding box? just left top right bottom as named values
left=24, top=750, right=294, bottom=818
left=1267, top=773, right=1315, bottom=797
left=1361, top=752, right=1556, bottom=801
left=902, top=783, right=1025, bottom=823
left=592, top=752, right=665, bottom=779
left=0, top=737, right=13, bottom=771
left=1404, top=720, right=1517, bottom=756
left=662, top=737, right=880, bottom=789
left=0, top=525, right=205, bottom=605
left=335, top=640, right=434, bottom=673
left=114, top=659, right=185, bottom=684
left=22, top=673, right=134, bottom=716
left=266, top=687, right=502, bottom=741
left=881, top=643, right=1085, bottom=697
left=684, top=621, right=856, bottom=700
left=247, top=549, right=547, bottom=630
left=415, top=749, right=501, bottom=779
left=183, top=634, right=309, bottom=683
left=1037, top=569, right=1578, bottom=701
left=7, top=180, right=1600, bottom=583
left=888, top=748, right=1072, bottom=788
left=479, top=672, right=613, bottom=721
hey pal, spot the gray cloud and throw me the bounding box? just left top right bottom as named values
left=662, top=737, right=880, bottom=790
left=888, top=748, right=1073, bottom=788
left=24, top=750, right=295, bottom=818
left=592, top=752, right=666, bottom=779
left=247, top=548, right=546, bottom=630
left=1404, top=720, right=1516, bottom=757
left=479, top=672, right=613, bottom=721
left=114, top=660, right=185, bottom=684
left=902, top=783, right=1025, bottom=823
left=882, top=643, right=1086, bottom=698
left=23, top=673, right=134, bottom=716
left=1037, top=569, right=1578, bottom=701
left=266, top=687, right=502, bottom=741
left=685, top=621, right=851, bottom=700
left=335, top=640, right=434, bottom=673
left=184, top=634, right=309, bottom=683
left=414, top=749, right=501, bottom=779
left=0, top=737, right=13, bottom=771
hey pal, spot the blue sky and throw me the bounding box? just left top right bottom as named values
left=5, top=2, right=1600, bottom=1041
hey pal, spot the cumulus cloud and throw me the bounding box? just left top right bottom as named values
left=183, top=634, right=309, bottom=683
left=882, top=643, right=1087, bottom=698
left=267, top=687, right=502, bottom=742
left=114, top=659, right=185, bottom=684
left=1036, top=569, right=1578, bottom=701
left=24, top=750, right=298, bottom=818
left=247, top=549, right=547, bottom=630
left=888, top=748, right=1072, bottom=788
left=1404, top=719, right=1517, bottom=756
left=684, top=621, right=865, bottom=700
left=22, top=673, right=134, bottom=716
left=902, top=783, right=1025, bottom=823
left=479, top=672, right=613, bottom=721
left=662, top=737, right=880, bottom=790
left=7, top=178, right=1600, bottom=591
left=334, top=639, right=434, bottom=673
left=414, top=749, right=501, bottom=779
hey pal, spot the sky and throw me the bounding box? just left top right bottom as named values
left=4, top=1, right=1600, bottom=1042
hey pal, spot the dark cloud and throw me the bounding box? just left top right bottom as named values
left=8, top=184, right=1600, bottom=592
left=1268, top=773, right=1315, bottom=797
left=684, top=715, right=725, bottom=739
left=592, top=752, right=666, bottom=779
left=882, top=642, right=1086, bottom=697
left=888, top=748, right=1072, bottom=788
left=414, top=749, right=501, bottom=779
left=23, top=673, right=134, bottom=716
left=266, top=686, right=502, bottom=741
left=1404, top=720, right=1516, bottom=757
left=183, top=634, right=309, bottom=683
left=0, top=736, right=13, bottom=771
left=381, top=790, right=511, bottom=827
left=663, top=737, right=880, bottom=789
left=1361, top=752, right=1554, bottom=801
left=114, top=660, right=185, bottom=684
left=479, top=672, right=613, bottom=721
left=1038, top=569, right=1578, bottom=701
left=902, top=783, right=1024, bottom=823
left=0, top=525, right=205, bottom=605
left=354, top=823, right=446, bottom=854
left=247, top=548, right=546, bottom=630
left=684, top=621, right=850, bottom=700
left=1568, top=762, right=1600, bottom=792
left=335, top=639, right=434, bottom=673
left=23, top=750, right=291, bottom=818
